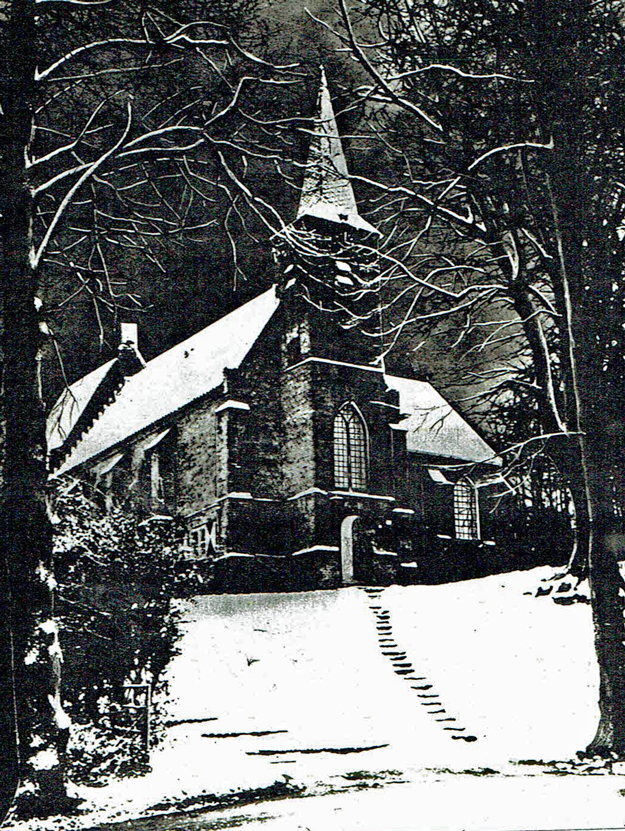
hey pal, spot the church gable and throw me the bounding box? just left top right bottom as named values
left=47, top=358, right=120, bottom=464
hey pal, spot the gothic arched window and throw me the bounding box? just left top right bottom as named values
left=333, top=404, right=368, bottom=492
left=454, top=478, right=480, bottom=540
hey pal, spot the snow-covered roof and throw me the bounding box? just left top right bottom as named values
left=384, top=374, right=497, bottom=465
left=46, top=358, right=117, bottom=453
left=53, top=287, right=280, bottom=476
left=297, top=67, right=378, bottom=236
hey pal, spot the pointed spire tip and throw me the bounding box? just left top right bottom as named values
left=296, top=66, right=379, bottom=236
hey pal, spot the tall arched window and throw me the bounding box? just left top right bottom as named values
left=454, top=478, right=480, bottom=540
left=334, top=404, right=368, bottom=491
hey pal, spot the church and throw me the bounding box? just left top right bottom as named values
left=47, top=70, right=503, bottom=588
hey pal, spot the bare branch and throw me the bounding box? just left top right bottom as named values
left=33, top=99, right=134, bottom=268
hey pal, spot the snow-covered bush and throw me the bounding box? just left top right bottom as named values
left=51, top=480, right=186, bottom=783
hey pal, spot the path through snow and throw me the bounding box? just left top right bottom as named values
left=24, top=566, right=614, bottom=830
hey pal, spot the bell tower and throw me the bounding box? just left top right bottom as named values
left=275, top=69, right=407, bottom=560
left=276, top=67, right=382, bottom=364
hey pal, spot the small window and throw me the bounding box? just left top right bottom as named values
left=143, top=432, right=176, bottom=508
left=333, top=403, right=368, bottom=492
left=540, top=466, right=569, bottom=513
left=112, top=453, right=132, bottom=506
left=286, top=324, right=301, bottom=365
left=454, top=479, right=479, bottom=540
left=188, top=525, right=208, bottom=559
left=287, top=336, right=301, bottom=365
left=150, top=451, right=162, bottom=501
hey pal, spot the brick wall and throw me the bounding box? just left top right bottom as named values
left=176, top=396, right=223, bottom=517
left=231, top=320, right=285, bottom=498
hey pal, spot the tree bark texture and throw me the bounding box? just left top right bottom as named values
left=0, top=0, right=69, bottom=813
left=547, top=123, right=625, bottom=755
left=573, top=298, right=625, bottom=756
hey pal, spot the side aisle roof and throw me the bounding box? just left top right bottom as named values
left=385, top=374, right=498, bottom=465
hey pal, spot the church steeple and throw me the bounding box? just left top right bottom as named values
left=297, top=67, right=378, bottom=236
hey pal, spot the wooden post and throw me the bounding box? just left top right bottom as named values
left=144, top=684, right=151, bottom=753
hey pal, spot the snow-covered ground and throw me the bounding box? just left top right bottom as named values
left=21, top=566, right=625, bottom=831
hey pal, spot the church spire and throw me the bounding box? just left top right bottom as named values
left=297, top=67, right=378, bottom=236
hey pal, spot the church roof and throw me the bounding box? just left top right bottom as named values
left=52, top=287, right=280, bottom=476
left=297, top=67, right=378, bottom=236
left=384, top=374, right=498, bottom=465
left=46, top=358, right=117, bottom=453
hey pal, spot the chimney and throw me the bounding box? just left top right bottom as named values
left=121, top=322, right=138, bottom=350
left=118, top=322, right=145, bottom=376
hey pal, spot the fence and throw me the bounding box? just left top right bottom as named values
left=108, top=682, right=152, bottom=753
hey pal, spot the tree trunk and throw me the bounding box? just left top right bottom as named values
left=564, top=446, right=592, bottom=579
left=510, top=285, right=590, bottom=576
left=0, top=581, right=19, bottom=819
left=541, top=78, right=625, bottom=750
left=0, top=0, right=70, bottom=815
left=552, top=149, right=625, bottom=754
left=584, top=439, right=625, bottom=756
left=1, top=274, right=70, bottom=813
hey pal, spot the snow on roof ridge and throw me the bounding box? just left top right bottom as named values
left=55, top=286, right=280, bottom=476
left=46, top=357, right=117, bottom=452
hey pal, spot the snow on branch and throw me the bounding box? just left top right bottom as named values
left=36, top=26, right=228, bottom=82
left=334, top=0, right=443, bottom=134
left=467, top=139, right=554, bottom=172
left=36, top=0, right=116, bottom=5
left=29, top=98, right=110, bottom=169
left=33, top=99, right=133, bottom=268
left=391, top=65, right=534, bottom=83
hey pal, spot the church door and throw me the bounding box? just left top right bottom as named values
left=340, top=514, right=360, bottom=585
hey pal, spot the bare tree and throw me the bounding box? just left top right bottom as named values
left=314, top=0, right=625, bottom=756
left=0, top=0, right=299, bottom=815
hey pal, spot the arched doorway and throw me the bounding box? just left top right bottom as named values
left=340, top=514, right=360, bottom=585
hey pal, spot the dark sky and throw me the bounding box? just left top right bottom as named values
left=42, top=0, right=343, bottom=404
left=42, top=0, right=473, bottom=410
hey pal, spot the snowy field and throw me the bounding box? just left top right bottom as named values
left=22, top=566, right=625, bottom=831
